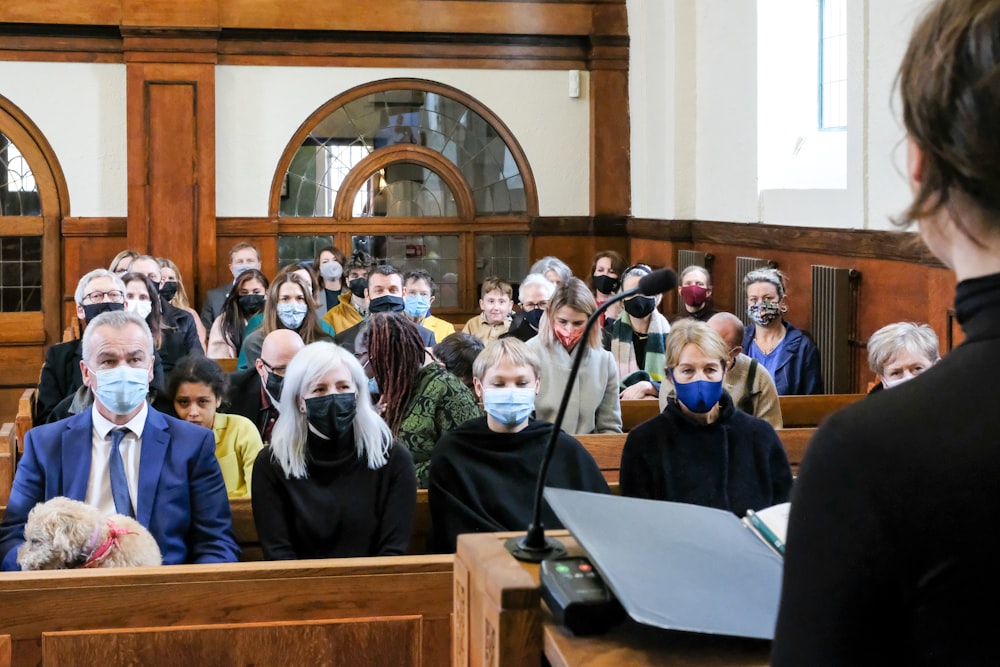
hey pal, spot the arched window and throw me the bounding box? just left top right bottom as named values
left=271, top=79, right=537, bottom=311
left=0, top=95, right=67, bottom=350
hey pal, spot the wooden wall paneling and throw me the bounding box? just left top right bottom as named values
left=0, top=1, right=121, bottom=26
left=0, top=389, right=24, bottom=425
left=126, top=56, right=217, bottom=311
left=589, top=67, right=630, bottom=217
left=220, top=0, right=595, bottom=35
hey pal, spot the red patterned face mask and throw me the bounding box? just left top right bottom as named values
left=554, top=324, right=585, bottom=350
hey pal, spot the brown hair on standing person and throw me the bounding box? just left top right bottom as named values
left=773, top=2, right=1000, bottom=663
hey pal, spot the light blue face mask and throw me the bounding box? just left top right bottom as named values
left=277, top=303, right=308, bottom=329
left=483, top=387, right=536, bottom=427
left=403, top=294, right=431, bottom=320
left=368, top=376, right=380, bottom=396
left=92, top=365, right=149, bottom=415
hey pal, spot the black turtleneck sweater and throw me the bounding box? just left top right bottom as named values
left=620, top=391, right=792, bottom=514
left=251, top=431, right=416, bottom=560
left=427, top=417, right=609, bottom=553
left=774, top=273, right=1000, bottom=665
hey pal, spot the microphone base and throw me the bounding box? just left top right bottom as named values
left=504, top=535, right=568, bottom=563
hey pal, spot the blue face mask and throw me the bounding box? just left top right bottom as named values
left=367, top=376, right=380, bottom=397
left=403, top=294, right=431, bottom=320
left=277, top=303, right=308, bottom=329
left=482, top=387, right=536, bottom=427
left=669, top=370, right=724, bottom=414
left=92, top=365, right=149, bottom=415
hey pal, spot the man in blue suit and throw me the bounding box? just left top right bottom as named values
left=0, top=310, right=239, bottom=569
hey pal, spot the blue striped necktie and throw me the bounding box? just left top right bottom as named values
left=108, top=428, right=135, bottom=518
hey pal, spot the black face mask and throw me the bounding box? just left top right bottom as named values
left=592, top=274, right=620, bottom=295
left=523, top=308, right=544, bottom=329
left=368, top=294, right=405, bottom=313
left=623, top=295, right=656, bottom=319
left=349, top=277, right=368, bottom=298
left=238, top=294, right=265, bottom=316
left=158, top=281, right=178, bottom=302
left=82, top=301, right=126, bottom=324
left=305, top=392, right=357, bottom=440
left=265, top=370, right=284, bottom=403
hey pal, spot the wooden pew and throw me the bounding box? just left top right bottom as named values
left=619, top=393, right=865, bottom=431
left=0, top=555, right=453, bottom=666
left=576, top=428, right=817, bottom=481
left=231, top=490, right=434, bottom=561
left=14, top=388, right=35, bottom=455
left=779, top=393, right=864, bottom=428
left=0, top=423, right=17, bottom=507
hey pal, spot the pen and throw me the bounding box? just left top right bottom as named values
left=746, top=509, right=785, bottom=556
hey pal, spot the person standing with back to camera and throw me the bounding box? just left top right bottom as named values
left=773, top=1, right=1000, bottom=663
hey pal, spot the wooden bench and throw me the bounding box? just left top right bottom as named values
left=215, top=357, right=239, bottom=373
left=0, top=554, right=453, bottom=666
left=14, top=388, right=35, bottom=456
left=576, top=428, right=817, bottom=481
left=620, top=393, right=864, bottom=431
left=231, top=490, right=434, bottom=560
left=0, top=423, right=17, bottom=507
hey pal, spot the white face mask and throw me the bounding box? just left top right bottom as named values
left=126, top=300, right=152, bottom=320
left=882, top=374, right=915, bottom=389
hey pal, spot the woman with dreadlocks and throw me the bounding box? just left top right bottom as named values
left=357, top=312, right=481, bottom=488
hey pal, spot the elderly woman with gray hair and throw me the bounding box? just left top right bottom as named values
left=866, top=322, right=940, bottom=393
left=741, top=268, right=823, bottom=395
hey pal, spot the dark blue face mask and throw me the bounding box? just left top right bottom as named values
left=669, top=369, right=724, bottom=413
left=523, top=308, right=544, bottom=329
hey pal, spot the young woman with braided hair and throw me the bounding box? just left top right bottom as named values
left=357, top=312, right=481, bottom=487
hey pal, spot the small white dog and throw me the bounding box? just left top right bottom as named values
left=16, top=496, right=162, bottom=570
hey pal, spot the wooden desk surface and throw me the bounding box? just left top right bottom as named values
left=513, top=532, right=771, bottom=667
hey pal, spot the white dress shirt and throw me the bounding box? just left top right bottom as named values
left=85, top=402, right=146, bottom=516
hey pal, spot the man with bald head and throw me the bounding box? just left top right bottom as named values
left=660, top=311, right=783, bottom=428
left=224, top=329, right=305, bottom=443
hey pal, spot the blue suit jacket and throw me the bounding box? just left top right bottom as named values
left=0, top=407, right=240, bottom=570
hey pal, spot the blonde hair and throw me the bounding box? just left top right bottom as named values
left=157, top=257, right=192, bottom=309
left=665, top=319, right=730, bottom=369
left=536, top=277, right=600, bottom=351
left=473, top=337, right=541, bottom=381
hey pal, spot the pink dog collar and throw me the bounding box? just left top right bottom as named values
left=80, top=519, right=135, bottom=568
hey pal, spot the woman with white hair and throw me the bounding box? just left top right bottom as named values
left=504, top=272, right=557, bottom=341
left=866, top=321, right=940, bottom=393
left=251, top=341, right=416, bottom=559
left=528, top=256, right=573, bottom=288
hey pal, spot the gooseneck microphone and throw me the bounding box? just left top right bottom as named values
left=506, top=267, right=678, bottom=562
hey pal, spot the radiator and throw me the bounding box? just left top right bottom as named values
left=677, top=250, right=714, bottom=274
left=810, top=265, right=860, bottom=394
left=735, top=256, right=777, bottom=327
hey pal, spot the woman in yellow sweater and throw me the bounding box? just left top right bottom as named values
left=168, top=355, right=264, bottom=497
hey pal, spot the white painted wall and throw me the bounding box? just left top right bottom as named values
left=216, top=67, right=590, bottom=218
left=629, top=0, right=932, bottom=229
left=0, top=62, right=127, bottom=217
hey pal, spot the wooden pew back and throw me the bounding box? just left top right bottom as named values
left=0, top=555, right=453, bottom=666
left=0, top=422, right=17, bottom=507
left=619, top=393, right=864, bottom=431
left=576, top=428, right=816, bottom=481
left=14, top=388, right=35, bottom=455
